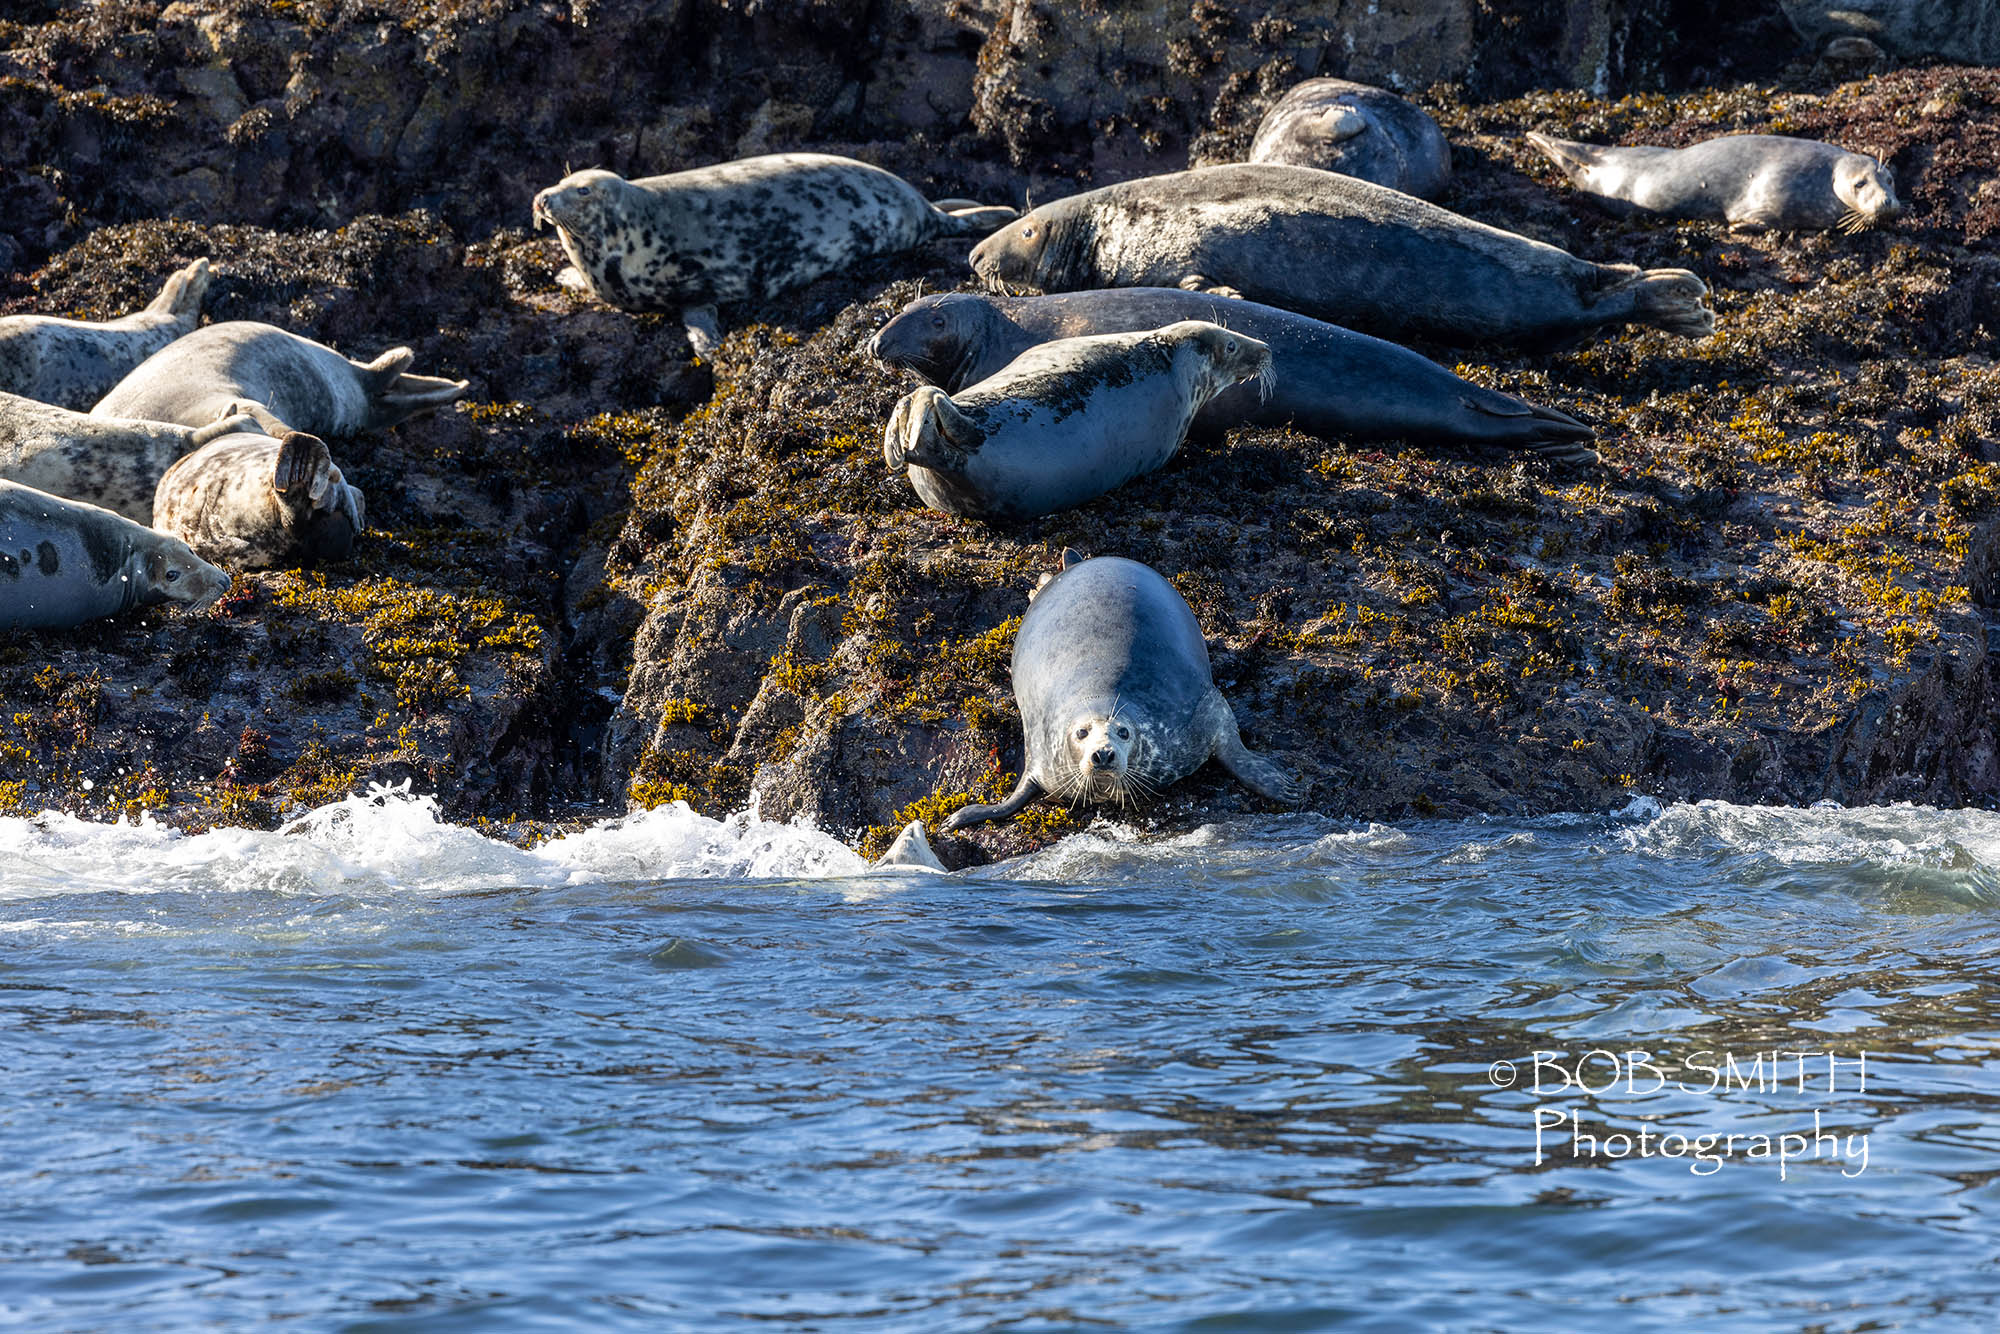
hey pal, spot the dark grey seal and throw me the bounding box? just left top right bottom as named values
left=0, top=392, right=257, bottom=522
left=531, top=154, right=1017, bottom=353
left=943, top=551, right=1299, bottom=830
left=93, top=322, right=467, bottom=437
left=869, top=289, right=1595, bottom=461
left=0, top=258, right=210, bottom=411
left=153, top=430, right=367, bottom=570
left=1248, top=78, right=1451, bottom=200
left=0, top=479, right=230, bottom=630
left=1526, top=132, right=1900, bottom=234
left=882, top=320, right=1272, bottom=521
left=967, top=163, right=1714, bottom=345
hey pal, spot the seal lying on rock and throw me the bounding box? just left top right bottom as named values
left=93, top=322, right=467, bottom=437
left=1247, top=78, right=1451, bottom=200
left=967, top=163, right=1713, bottom=345
left=153, top=431, right=367, bottom=570
left=882, top=320, right=1272, bottom=521
left=0, top=392, right=259, bottom=522
left=1525, top=132, right=1901, bottom=234
left=870, top=289, right=1595, bottom=461
left=531, top=154, right=1017, bottom=353
left=0, top=479, right=230, bottom=630
left=0, top=258, right=211, bottom=411
left=944, top=551, right=1299, bottom=830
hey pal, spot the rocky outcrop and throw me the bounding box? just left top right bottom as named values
left=1781, top=2, right=2000, bottom=67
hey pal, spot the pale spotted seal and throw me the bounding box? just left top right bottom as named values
left=967, top=163, right=1714, bottom=345
left=153, top=430, right=367, bottom=570
left=1526, top=132, right=1900, bottom=234
left=870, top=289, right=1595, bottom=461
left=93, top=322, right=467, bottom=436
left=882, top=319, right=1273, bottom=521
left=0, top=391, right=257, bottom=522
left=943, top=551, right=1299, bottom=830
left=1247, top=79, right=1451, bottom=200
left=0, top=479, right=230, bottom=630
left=0, top=258, right=211, bottom=411
left=531, top=154, right=1017, bottom=352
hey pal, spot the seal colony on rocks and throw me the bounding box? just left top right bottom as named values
left=1246, top=79, right=1452, bottom=200
left=0, top=478, right=230, bottom=630
left=882, top=320, right=1273, bottom=520
left=0, top=259, right=211, bottom=411
left=0, top=392, right=259, bottom=522
left=967, top=163, right=1715, bottom=345
left=943, top=551, right=1299, bottom=830
left=870, top=289, right=1596, bottom=460
left=154, top=430, right=368, bottom=570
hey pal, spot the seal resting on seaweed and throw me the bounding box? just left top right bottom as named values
left=0, top=258, right=211, bottom=411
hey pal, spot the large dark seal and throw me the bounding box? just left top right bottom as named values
left=967, top=163, right=1714, bottom=345
left=93, top=322, right=467, bottom=437
left=882, top=320, right=1272, bottom=521
left=153, top=431, right=367, bottom=570
left=944, top=551, right=1299, bottom=830
left=1526, top=132, right=1901, bottom=234
left=531, top=154, right=1017, bottom=352
left=0, top=258, right=210, bottom=411
left=1247, top=79, right=1451, bottom=200
left=870, top=289, right=1595, bottom=461
left=1, top=392, right=258, bottom=522
left=0, top=479, right=230, bottom=630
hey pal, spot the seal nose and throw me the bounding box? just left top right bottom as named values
left=1091, top=746, right=1117, bottom=769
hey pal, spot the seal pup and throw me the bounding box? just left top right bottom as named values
left=531, top=154, right=1017, bottom=353
left=870, top=289, right=1595, bottom=461
left=1247, top=79, right=1452, bottom=200
left=1525, top=132, right=1900, bottom=234
left=943, top=551, right=1299, bottom=830
left=153, top=430, right=367, bottom=570
left=0, top=392, right=259, bottom=522
left=0, top=479, right=230, bottom=630
left=967, top=163, right=1714, bottom=345
left=0, top=258, right=211, bottom=411
left=882, top=320, right=1273, bottom=521
left=93, top=322, right=467, bottom=437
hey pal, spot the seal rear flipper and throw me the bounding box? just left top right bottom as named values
left=273, top=431, right=335, bottom=505
left=145, top=257, right=211, bottom=320
left=1318, top=106, right=1370, bottom=142
left=683, top=305, right=722, bottom=358
left=941, top=774, right=1046, bottom=831
left=1593, top=266, right=1714, bottom=338
left=1524, top=131, right=1606, bottom=186
left=1460, top=392, right=1597, bottom=454
left=381, top=372, right=471, bottom=425
left=871, top=820, right=949, bottom=872
left=936, top=204, right=1021, bottom=235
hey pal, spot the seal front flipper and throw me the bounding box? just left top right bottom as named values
left=683, top=305, right=722, bottom=358
left=1200, top=691, right=1302, bottom=804
left=1590, top=267, right=1714, bottom=339
left=273, top=431, right=335, bottom=504
left=942, top=773, right=1046, bottom=832
left=886, top=386, right=983, bottom=473
left=190, top=409, right=262, bottom=447
left=1177, top=275, right=1244, bottom=299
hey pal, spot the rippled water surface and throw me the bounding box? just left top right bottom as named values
left=4, top=791, right=1999, bottom=1332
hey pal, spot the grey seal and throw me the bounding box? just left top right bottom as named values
left=943, top=551, right=1299, bottom=830
left=966, top=163, right=1714, bottom=345
left=93, top=322, right=467, bottom=436
left=882, top=319, right=1273, bottom=521
left=870, top=289, right=1595, bottom=461
left=1526, top=132, right=1900, bottom=234
left=0, top=392, right=258, bottom=522
left=0, top=479, right=230, bottom=630
left=531, top=154, right=1017, bottom=352
left=153, top=430, right=367, bottom=570
left=1248, top=79, right=1451, bottom=200
left=0, top=258, right=211, bottom=411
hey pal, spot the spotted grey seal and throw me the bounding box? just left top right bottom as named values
left=0, top=392, right=257, bottom=522
left=967, top=163, right=1714, bottom=344
left=0, top=479, right=230, bottom=630
left=882, top=320, right=1272, bottom=521
left=531, top=154, right=1017, bottom=352
left=870, top=289, right=1595, bottom=461
left=93, top=322, right=467, bottom=437
left=1247, top=79, right=1451, bottom=200
left=943, top=551, right=1299, bottom=830
left=153, top=430, right=367, bottom=570
left=0, top=258, right=211, bottom=411
left=1526, top=132, right=1901, bottom=234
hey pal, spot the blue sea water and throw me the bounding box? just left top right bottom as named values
left=2, top=789, right=1997, bottom=1332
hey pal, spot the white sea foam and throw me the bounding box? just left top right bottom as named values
left=1618, top=799, right=2000, bottom=877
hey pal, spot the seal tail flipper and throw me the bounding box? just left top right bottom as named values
left=190, top=410, right=260, bottom=447
left=359, top=348, right=468, bottom=427
left=1595, top=267, right=1715, bottom=338
left=1458, top=391, right=1597, bottom=451
left=1202, top=691, right=1302, bottom=804
left=871, top=820, right=949, bottom=871
left=934, top=203, right=1021, bottom=235
left=941, top=774, right=1046, bottom=832
left=144, top=257, right=210, bottom=320
left=273, top=431, right=335, bottom=505
left=1524, top=131, right=1607, bottom=186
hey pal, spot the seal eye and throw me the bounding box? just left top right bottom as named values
left=932, top=315, right=945, bottom=328
left=1075, top=726, right=1090, bottom=741
left=1116, top=726, right=1130, bottom=740
left=1022, top=225, right=1036, bottom=241
left=575, top=186, right=591, bottom=197
left=166, top=568, right=181, bottom=582
left=1224, top=339, right=1237, bottom=354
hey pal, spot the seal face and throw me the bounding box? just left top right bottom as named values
left=1526, top=132, right=1900, bottom=234
left=0, top=391, right=259, bottom=522
left=153, top=431, right=367, bottom=570
left=0, top=259, right=210, bottom=411
left=870, top=289, right=1595, bottom=461
left=1248, top=79, right=1452, bottom=200
left=93, top=322, right=467, bottom=437
left=942, top=552, right=1300, bottom=830
left=966, top=163, right=1714, bottom=345
left=0, top=478, right=229, bottom=629
left=881, top=319, right=1273, bottom=521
